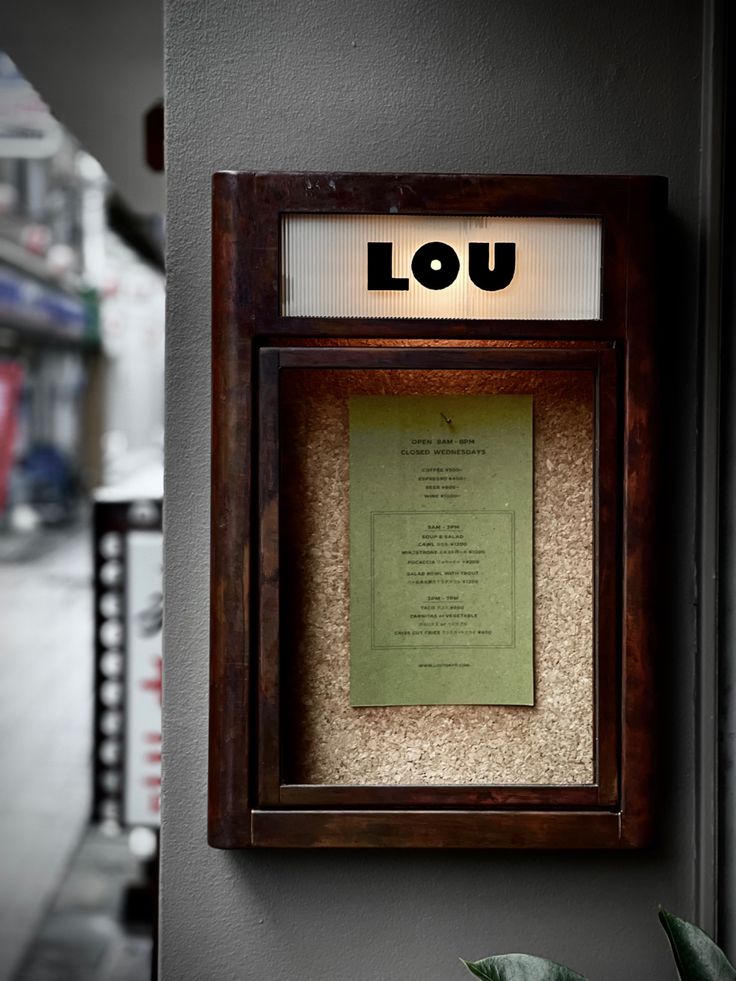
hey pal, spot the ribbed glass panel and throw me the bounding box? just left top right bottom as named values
left=281, top=215, right=602, bottom=320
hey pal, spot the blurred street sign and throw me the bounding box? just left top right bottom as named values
left=0, top=359, right=23, bottom=511
left=92, top=498, right=163, bottom=830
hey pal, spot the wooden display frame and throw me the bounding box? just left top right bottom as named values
left=209, top=172, right=665, bottom=848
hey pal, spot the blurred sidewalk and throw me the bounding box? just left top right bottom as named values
left=0, top=525, right=93, bottom=981
left=13, top=828, right=154, bottom=981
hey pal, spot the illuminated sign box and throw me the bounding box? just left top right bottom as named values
left=210, top=172, right=666, bottom=850
left=281, top=215, right=602, bottom=320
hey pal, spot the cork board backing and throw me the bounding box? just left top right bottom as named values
left=280, top=368, right=594, bottom=786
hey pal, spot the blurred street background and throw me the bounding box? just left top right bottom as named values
left=0, top=14, right=165, bottom=978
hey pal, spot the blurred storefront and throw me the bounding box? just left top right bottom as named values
left=0, top=50, right=164, bottom=981
left=0, top=53, right=164, bottom=541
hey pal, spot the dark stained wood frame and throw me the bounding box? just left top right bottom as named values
left=210, top=172, right=666, bottom=848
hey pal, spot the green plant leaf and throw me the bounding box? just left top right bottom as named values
left=659, top=908, right=736, bottom=981
left=461, top=954, right=588, bottom=980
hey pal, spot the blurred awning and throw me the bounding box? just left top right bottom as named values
left=0, top=239, right=98, bottom=347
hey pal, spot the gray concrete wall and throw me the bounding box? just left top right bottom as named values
left=162, top=2, right=705, bottom=978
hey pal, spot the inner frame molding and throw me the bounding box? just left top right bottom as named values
left=209, top=171, right=665, bottom=849
left=257, top=345, right=617, bottom=814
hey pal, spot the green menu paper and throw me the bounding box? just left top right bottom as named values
left=349, top=395, right=534, bottom=707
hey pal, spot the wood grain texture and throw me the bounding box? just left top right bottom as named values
left=209, top=172, right=255, bottom=847
left=595, top=346, right=622, bottom=807
left=257, top=349, right=281, bottom=806
left=278, top=785, right=601, bottom=808
left=618, top=177, right=666, bottom=847
left=250, top=810, right=623, bottom=849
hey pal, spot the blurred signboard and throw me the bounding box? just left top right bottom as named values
left=0, top=53, right=63, bottom=158
left=0, top=264, right=88, bottom=339
left=125, top=530, right=163, bottom=825
left=92, top=497, right=162, bottom=829
left=0, top=360, right=22, bottom=511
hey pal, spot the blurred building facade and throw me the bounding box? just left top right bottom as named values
left=0, top=49, right=164, bottom=981
left=0, top=53, right=164, bottom=537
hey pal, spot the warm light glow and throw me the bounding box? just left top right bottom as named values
left=281, top=215, right=602, bottom=320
